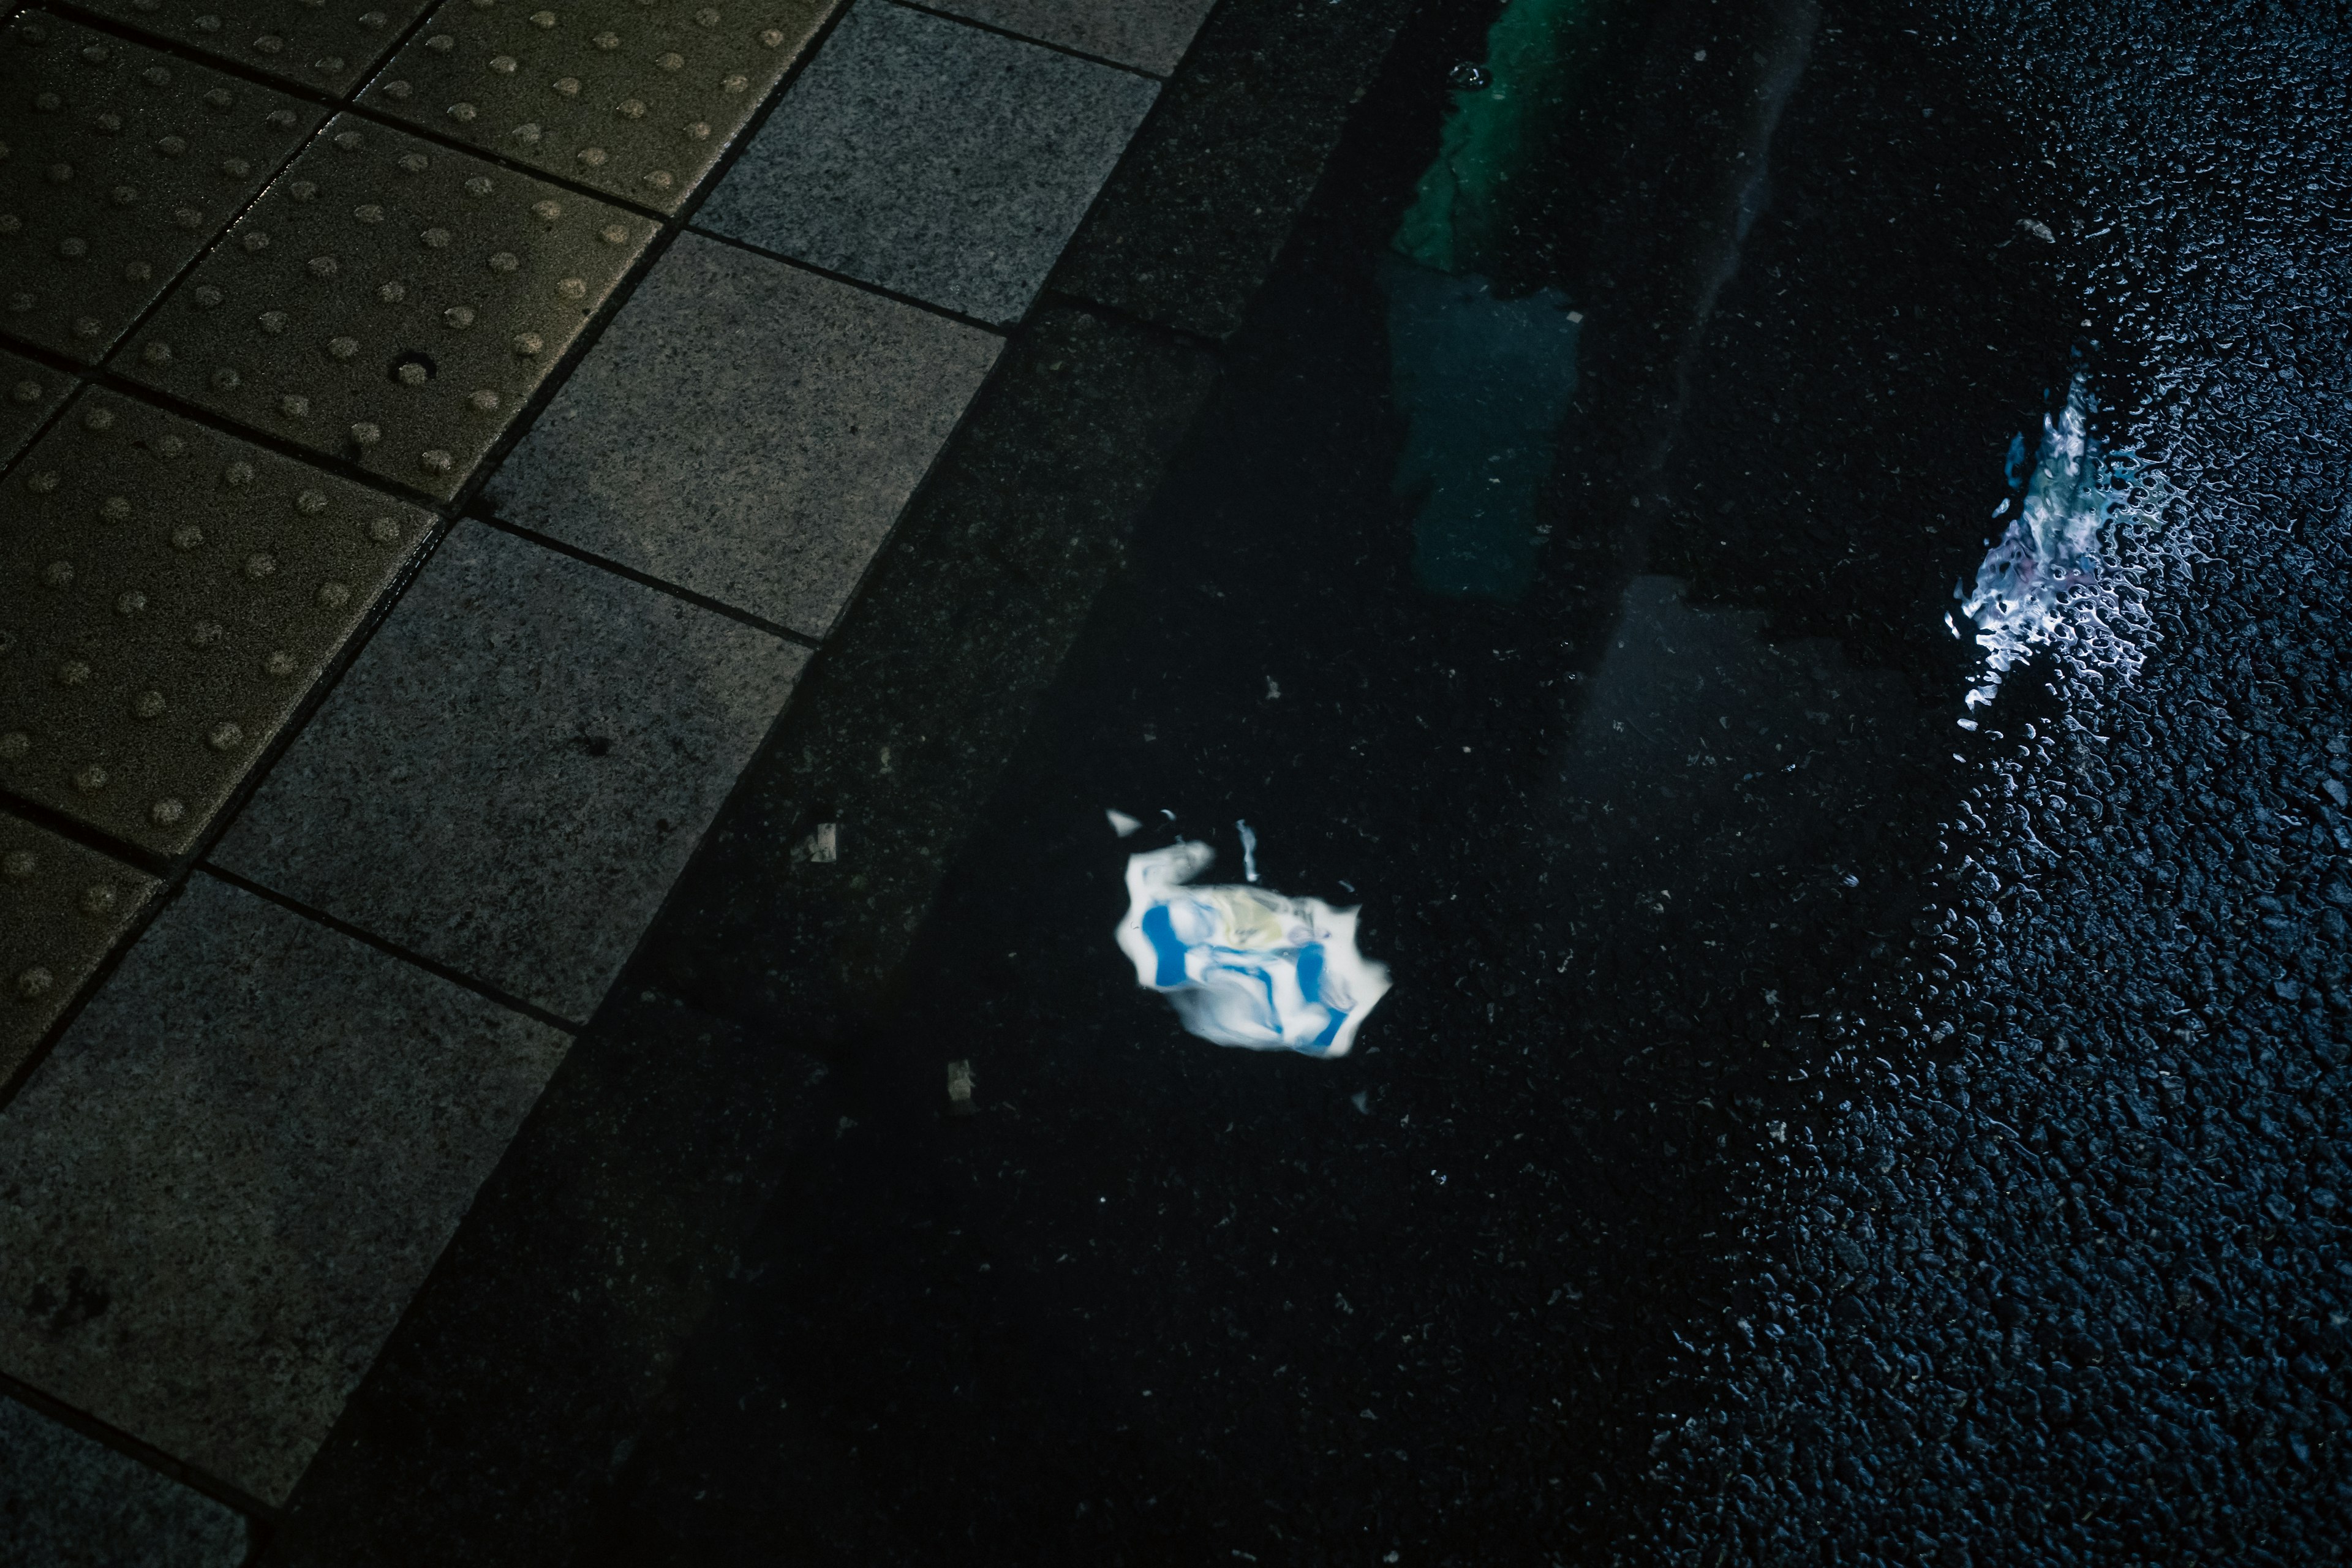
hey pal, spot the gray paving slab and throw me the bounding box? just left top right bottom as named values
left=0, top=10, right=324, bottom=364
left=0, top=344, right=75, bottom=468
left=919, top=0, right=1213, bottom=74
left=61, top=0, right=433, bottom=97
left=0, top=1393, right=251, bottom=1567
left=0, top=809, right=162, bottom=1088
left=212, top=521, right=807, bottom=1022
left=482, top=230, right=998, bottom=638
left=694, top=0, right=1156, bottom=325
left=116, top=112, right=657, bottom=502
left=359, top=0, right=837, bottom=216
left=0, top=872, right=571, bottom=1506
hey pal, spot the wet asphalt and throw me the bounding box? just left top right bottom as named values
left=575, top=1, right=2352, bottom=1562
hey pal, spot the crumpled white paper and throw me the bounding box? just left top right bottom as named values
left=1114, top=842, right=1390, bottom=1058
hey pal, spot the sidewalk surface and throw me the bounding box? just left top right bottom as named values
left=0, top=0, right=1414, bottom=1553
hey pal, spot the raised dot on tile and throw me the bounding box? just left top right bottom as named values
left=367, top=517, right=401, bottom=543
left=422, top=228, right=452, bottom=248
left=0, top=734, right=28, bottom=760
left=71, top=765, right=105, bottom=794
left=511, top=331, right=543, bottom=355
left=577, top=148, right=608, bottom=167
left=351, top=421, right=382, bottom=447
left=552, top=77, right=580, bottom=97
left=329, top=336, right=360, bottom=360
left=685, top=121, right=710, bottom=140
left=81, top=407, right=114, bottom=432
left=296, top=490, right=329, bottom=515
left=465, top=176, right=494, bottom=198
left=171, top=526, right=203, bottom=550
left=279, top=394, right=310, bottom=418
left=486, top=252, right=520, bottom=276
left=221, top=157, right=251, bottom=178
left=193, top=285, right=222, bottom=308
left=643, top=170, right=674, bottom=191
left=1, top=851, right=32, bottom=880
left=383, top=80, right=413, bottom=100
left=264, top=650, right=298, bottom=677
left=116, top=590, right=146, bottom=616
left=131, top=690, right=165, bottom=719
left=399, top=153, right=429, bottom=173
left=556, top=277, right=586, bottom=300
left=241, top=231, right=270, bottom=252
left=721, top=74, right=748, bottom=92
left=55, top=660, right=89, bottom=687
left=259, top=311, right=289, bottom=334
left=490, top=55, right=518, bottom=74
left=593, top=30, right=619, bottom=49
left=531, top=200, right=562, bottom=221
left=698, top=8, right=721, bottom=25
left=513, top=123, right=544, bottom=144
left=211, top=368, right=241, bottom=391
left=315, top=56, right=346, bottom=74
left=379, top=282, right=406, bottom=304
left=189, top=620, right=224, bottom=647
left=41, top=560, right=72, bottom=588
left=17, top=967, right=55, bottom=999
left=655, top=51, right=683, bottom=70
left=57, top=238, right=88, bottom=258
left=468, top=389, right=500, bottom=412
left=360, top=10, right=388, bottom=26
left=598, top=224, right=628, bottom=244
left=417, top=451, right=452, bottom=476
left=254, top=36, right=284, bottom=55
left=758, top=26, right=783, bottom=45
left=532, top=10, right=559, bottom=27
left=8, top=381, right=37, bottom=404
left=396, top=363, right=428, bottom=387
left=125, top=262, right=153, bottom=282
left=80, top=884, right=117, bottom=917
left=99, top=496, right=131, bottom=522
left=111, top=184, right=138, bottom=206
left=444, top=305, right=476, bottom=329
left=426, top=33, right=455, bottom=51
left=224, top=462, right=254, bottom=488
left=149, top=798, right=184, bottom=826
left=26, top=472, right=59, bottom=493
left=317, top=579, right=354, bottom=605
left=158, top=435, right=187, bottom=458
left=617, top=98, right=646, bottom=119
left=206, top=721, right=244, bottom=753
left=450, top=102, right=478, bottom=123
left=70, top=314, right=99, bottom=334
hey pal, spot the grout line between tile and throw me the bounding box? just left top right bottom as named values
left=0, top=1365, right=281, bottom=1531
left=198, top=864, right=584, bottom=1035
left=680, top=224, right=1014, bottom=334
left=881, top=0, right=1169, bottom=81
left=467, top=510, right=825, bottom=650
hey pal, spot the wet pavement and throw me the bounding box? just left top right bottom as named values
left=2, top=0, right=2346, bottom=1559
left=567, top=0, right=2352, bottom=1564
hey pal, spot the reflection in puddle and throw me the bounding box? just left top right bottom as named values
left=1958, top=372, right=2168, bottom=710
left=1382, top=261, right=1580, bottom=597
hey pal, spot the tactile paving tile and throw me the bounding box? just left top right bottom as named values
left=358, top=0, right=832, bottom=215
left=0, top=10, right=325, bottom=363
left=0, top=809, right=159, bottom=1082
left=0, top=345, right=77, bottom=466
left=61, top=0, right=434, bottom=97
left=116, top=112, right=657, bottom=499
left=0, top=388, right=437, bottom=855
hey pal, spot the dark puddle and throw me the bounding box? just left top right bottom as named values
left=588, top=1, right=2097, bottom=1561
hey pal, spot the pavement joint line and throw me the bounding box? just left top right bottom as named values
left=468, top=510, right=824, bottom=651
left=198, top=863, right=585, bottom=1036
left=1038, top=285, right=1231, bottom=356
left=0, top=1366, right=281, bottom=1531
left=882, top=0, right=1170, bottom=81
left=681, top=222, right=1016, bottom=337
left=47, top=0, right=450, bottom=113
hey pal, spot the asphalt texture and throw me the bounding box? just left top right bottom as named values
left=573, top=1, right=2351, bottom=1564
